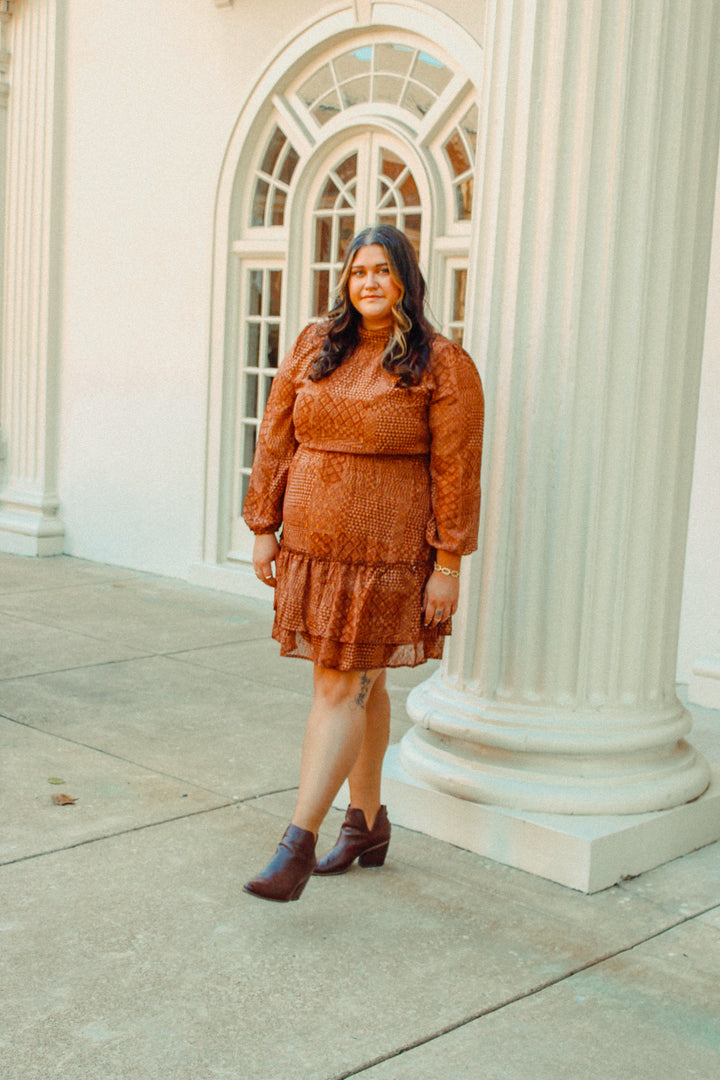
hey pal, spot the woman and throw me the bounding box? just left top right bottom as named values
left=242, top=224, right=484, bottom=902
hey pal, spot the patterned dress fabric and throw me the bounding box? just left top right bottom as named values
left=243, top=322, right=484, bottom=670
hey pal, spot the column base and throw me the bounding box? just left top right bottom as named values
left=355, top=746, right=720, bottom=893
left=0, top=505, right=65, bottom=556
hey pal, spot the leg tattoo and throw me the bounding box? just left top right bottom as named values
left=354, top=672, right=372, bottom=708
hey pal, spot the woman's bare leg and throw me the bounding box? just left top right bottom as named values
left=347, top=671, right=391, bottom=828
left=291, top=666, right=384, bottom=836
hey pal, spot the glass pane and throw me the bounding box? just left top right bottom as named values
left=261, top=127, right=286, bottom=177
left=380, top=149, right=404, bottom=182
left=298, top=65, right=333, bottom=107
left=271, top=187, right=287, bottom=226
left=246, top=321, right=261, bottom=365
left=262, top=373, right=274, bottom=408
left=338, top=215, right=355, bottom=260
left=313, top=269, right=330, bottom=316
left=372, top=74, right=404, bottom=104
left=336, top=152, right=358, bottom=185
left=244, top=372, right=258, bottom=416
left=278, top=146, right=299, bottom=185
left=404, top=214, right=422, bottom=255
left=460, top=105, right=479, bottom=159
left=267, top=325, right=279, bottom=368
left=450, top=326, right=464, bottom=344
left=318, top=177, right=339, bottom=210
left=452, top=268, right=467, bottom=322
left=376, top=42, right=413, bottom=76
left=399, top=172, right=420, bottom=207
left=269, top=271, right=282, bottom=317
left=248, top=270, right=263, bottom=316
left=378, top=212, right=398, bottom=229
left=334, top=46, right=372, bottom=82
left=444, top=131, right=471, bottom=178
left=251, top=179, right=269, bottom=226
left=340, top=77, right=370, bottom=108
left=313, top=89, right=341, bottom=126
left=240, top=472, right=250, bottom=508
left=455, top=176, right=474, bottom=220
left=411, top=52, right=452, bottom=94
left=242, top=424, right=257, bottom=466
left=315, top=216, right=332, bottom=263
left=401, top=82, right=435, bottom=119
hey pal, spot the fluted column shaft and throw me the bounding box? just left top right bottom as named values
left=401, top=0, right=720, bottom=813
left=0, top=0, right=65, bottom=555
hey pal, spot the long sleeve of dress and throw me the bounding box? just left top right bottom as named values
left=425, top=339, right=485, bottom=556
left=242, top=324, right=320, bottom=534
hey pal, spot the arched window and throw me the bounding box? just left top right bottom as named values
left=308, top=136, right=426, bottom=320
left=215, top=28, right=481, bottom=568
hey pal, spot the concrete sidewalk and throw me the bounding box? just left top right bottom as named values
left=1, top=551, right=718, bottom=1080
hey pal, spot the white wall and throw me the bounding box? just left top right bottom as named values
left=57, top=0, right=330, bottom=576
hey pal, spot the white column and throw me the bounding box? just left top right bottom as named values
left=0, top=0, right=65, bottom=555
left=383, top=0, right=720, bottom=891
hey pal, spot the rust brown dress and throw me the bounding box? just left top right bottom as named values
left=243, top=322, right=484, bottom=670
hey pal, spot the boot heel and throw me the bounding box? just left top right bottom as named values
left=358, top=841, right=389, bottom=868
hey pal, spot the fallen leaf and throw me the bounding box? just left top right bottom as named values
left=52, top=793, right=77, bottom=806
left=48, top=777, right=65, bottom=785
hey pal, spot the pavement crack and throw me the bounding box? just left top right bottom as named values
left=326, top=901, right=720, bottom=1079
left=0, top=654, right=156, bottom=682
left=0, top=803, right=238, bottom=867
left=0, top=713, right=236, bottom=799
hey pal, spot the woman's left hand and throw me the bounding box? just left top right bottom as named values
left=423, top=570, right=460, bottom=626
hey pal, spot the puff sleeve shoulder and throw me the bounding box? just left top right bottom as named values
left=425, top=337, right=485, bottom=556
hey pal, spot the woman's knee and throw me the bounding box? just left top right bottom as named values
left=313, top=666, right=382, bottom=709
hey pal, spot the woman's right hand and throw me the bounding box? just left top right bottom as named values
left=253, top=533, right=280, bottom=587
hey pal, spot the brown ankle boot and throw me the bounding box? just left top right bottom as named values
left=243, top=824, right=317, bottom=902
left=314, top=806, right=391, bottom=875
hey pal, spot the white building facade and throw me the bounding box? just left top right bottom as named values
left=1, top=0, right=719, bottom=887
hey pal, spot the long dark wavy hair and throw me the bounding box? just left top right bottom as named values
left=308, top=224, right=435, bottom=387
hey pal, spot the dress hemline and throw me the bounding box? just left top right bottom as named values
left=272, top=626, right=450, bottom=672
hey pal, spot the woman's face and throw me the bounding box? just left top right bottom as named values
left=347, top=244, right=403, bottom=329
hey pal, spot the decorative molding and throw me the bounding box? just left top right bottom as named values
left=354, top=0, right=372, bottom=25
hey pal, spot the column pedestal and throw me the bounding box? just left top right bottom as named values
left=380, top=750, right=720, bottom=893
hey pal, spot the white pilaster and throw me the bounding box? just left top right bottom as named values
left=0, top=0, right=65, bottom=555
left=0, top=8, right=11, bottom=390
left=384, top=0, right=720, bottom=890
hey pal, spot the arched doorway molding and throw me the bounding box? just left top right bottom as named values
left=198, top=4, right=483, bottom=587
